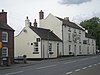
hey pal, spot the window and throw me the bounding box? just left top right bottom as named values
left=74, top=29, right=76, bottom=33
left=68, top=33, right=71, bottom=42
left=92, top=40, right=94, bottom=46
left=79, top=30, right=81, bottom=34
left=88, top=39, right=90, bottom=45
left=34, top=42, right=38, bottom=51
left=68, top=27, right=71, bottom=32
left=36, top=38, right=40, bottom=42
left=69, top=45, right=71, bottom=52
left=79, top=46, right=82, bottom=54
left=87, top=46, right=89, bottom=54
left=49, top=43, right=52, bottom=52
left=2, top=32, right=8, bottom=42
left=2, top=47, right=8, bottom=57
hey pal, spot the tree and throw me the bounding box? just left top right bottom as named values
left=80, top=17, right=100, bottom=50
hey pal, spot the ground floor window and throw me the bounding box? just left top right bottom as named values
left=79, top=46, right=82, bottom=54
left=87, top=46, right=89, bottom=54
left=2, top=47, right=8, bottom=57
left=34, top=42, right=38, bottom=52
left=49, top=43, right=52, bottom=52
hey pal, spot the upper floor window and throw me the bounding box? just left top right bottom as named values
left=68, top=27, right=71, bottom=32
left=2, top=47, right=8, bottom=57
left=79, top=30, right=81, bottom=34
left=74, top=29, right=76, bottom=33
left=2, top=32, right=8, bottom=42
left=68, top=33, right=71, bottom=42
left=88, top=39, right=90, bottom=45
left=92, top=40, right=94, bottom=46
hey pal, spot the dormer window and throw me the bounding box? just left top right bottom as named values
left=2, top=32, right=8, bottom=42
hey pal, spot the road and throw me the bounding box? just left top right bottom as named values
left=0, top=55, right=100, bottom=75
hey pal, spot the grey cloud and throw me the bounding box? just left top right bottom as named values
left=59, top=0, right=92, bottom=5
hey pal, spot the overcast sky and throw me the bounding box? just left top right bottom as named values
left=0, top=0, right=100, bottom=35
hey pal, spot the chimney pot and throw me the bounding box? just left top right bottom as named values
left=2, top=9, right=4, bottom=12
left=39, top=10, right=44, bottom=20
left=64, top=17, right=69, bottom=21
left=34, top=19, right=37, bottom=27
left=26, top=16, right=28, bottom=19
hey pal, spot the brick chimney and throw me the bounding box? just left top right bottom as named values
left=33, top=19, right=37, bottom=27
left=39, top=10, right=44, bottom=20
left=0, top=9, right=7, bottom=23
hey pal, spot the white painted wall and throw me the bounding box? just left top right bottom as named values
left=40, top=14, right=63, bottom=40
left=41, top=40, right=62, bottom=58
left=14, top=27, right=42, bottom=58
left=15, top=21, right=62, bottom=59
left=40, top=13, right=96, bottom=56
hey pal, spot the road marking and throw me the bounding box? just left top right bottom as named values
left=64, top=61, right=76, bottom=64
left=66, top=71, right=72, bottom=75
left=88, top=65, right=92, bottom=68
left=36, top=65, right=56, bottom=69
left=2, top=71, right=24, bottom=75
left=82, top=67, right=87, bottom=69
left=75, top=69, right=80, bottom=72
left=94, top=64, right=97, bottom=66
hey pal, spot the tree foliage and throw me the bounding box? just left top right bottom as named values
left=80, top=17, right=100, bottom=49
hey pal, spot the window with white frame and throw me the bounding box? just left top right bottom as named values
left=68, top=33, right=71, bottom=42
left=68, top=27, right=71, bottom=32
left=2, top=47, right=8, bottom=57
left=34, top=42, right=38, bottom=52
left=49, top=43, right=52, bottom=52
left=79, top=30, right=81, bottom=34
left=74, top=29, right=76, bottom=33
left=2, top=32, right=8, bottom=42
left=69, top=45, right=71, bottom=52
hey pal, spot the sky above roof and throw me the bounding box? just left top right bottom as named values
left=0, top=0, right=100, bottom=35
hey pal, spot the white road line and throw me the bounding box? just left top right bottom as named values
left=75, top=69, right=80, bottom=72
left=66, top=71, right=73, bottom=75
left=94, top=64, right=97, bottom=66
left=88, top=65, right=92, bottom=68
left=64, top=61, right=76, bottom=64
left=82, top=67, right=87, bottom=70
left=2, top=71, right=24, bottom=75
left=36, top=65, right=56, bottom=69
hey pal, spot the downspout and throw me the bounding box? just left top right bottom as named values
left=62, top=24, right=64, bottom=55
left=41, top=39, right=42, bottom=59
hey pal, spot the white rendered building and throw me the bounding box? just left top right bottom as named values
left=14, top=17, right=62, bottom=59
left=39, top=10, right=96, bottom=56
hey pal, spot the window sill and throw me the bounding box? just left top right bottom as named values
left=49, top=51, right=54, bottom=54
left=33, top=51, right=39, bottom=54
left=68, top=40, right=72, bottom=42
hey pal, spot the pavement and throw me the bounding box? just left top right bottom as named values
left=0, top=55, right=98, bottom=70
